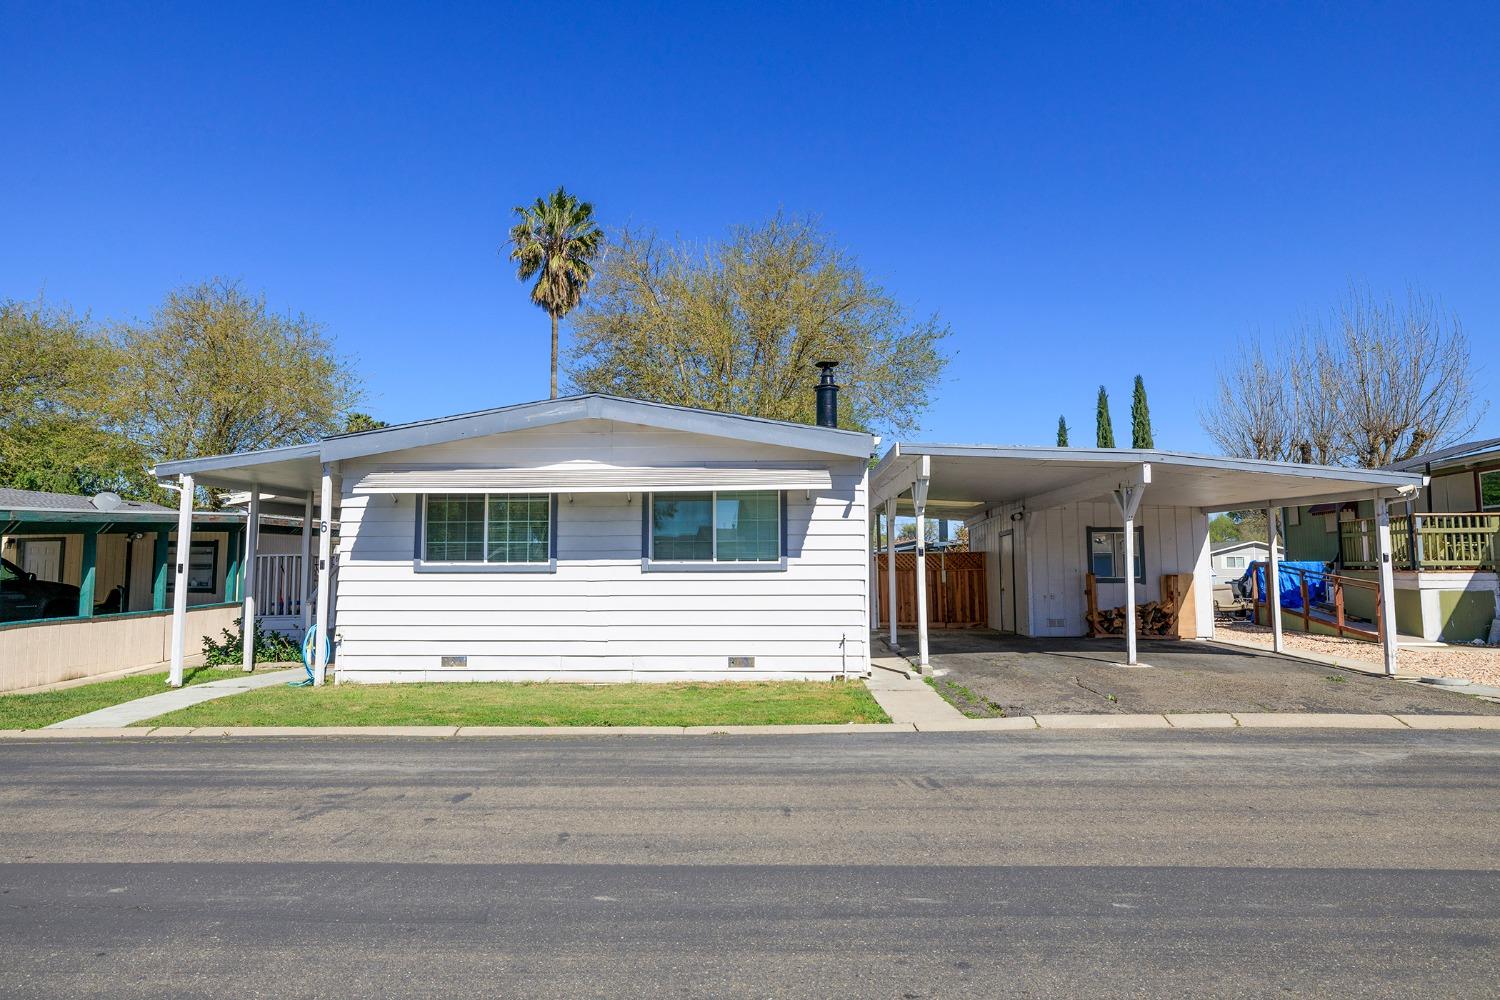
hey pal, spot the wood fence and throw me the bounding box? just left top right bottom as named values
left=875, top=551, right=988, bottom=628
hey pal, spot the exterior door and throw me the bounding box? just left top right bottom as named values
left=19, top=538, right=64, bottom=582
left=998, top=531, right=1016, bottom=632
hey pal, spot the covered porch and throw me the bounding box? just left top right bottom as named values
left=869, top=444, right=1426, bottom=676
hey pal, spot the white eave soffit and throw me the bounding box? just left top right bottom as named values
left=351, top=466, right=835, bottom=495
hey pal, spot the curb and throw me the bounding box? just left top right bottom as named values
left=3, top=714, right=1500, bottom=739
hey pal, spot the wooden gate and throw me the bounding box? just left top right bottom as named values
left=875, top=551, right=988, bottom=628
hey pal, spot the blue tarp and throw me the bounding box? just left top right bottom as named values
left=1239, top=560, right=1329, bottom=611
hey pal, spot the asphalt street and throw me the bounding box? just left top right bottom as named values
left=2, top=731, right=1498, bottom=998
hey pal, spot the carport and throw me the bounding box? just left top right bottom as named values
left=869, top=445, right=1426, bottom=675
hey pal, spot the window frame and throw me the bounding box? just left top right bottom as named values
left=1086, top=525, right=1145, bottom=584
left=643, top=490, right=787, bottom=572
left=1479, top=469, right=1500, bottom=513
left=166, top=540, right=219, bottom=594
left=416, top=493, right=556, bottom=573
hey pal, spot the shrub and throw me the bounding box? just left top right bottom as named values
left=201, top=616, right=301, bottom=666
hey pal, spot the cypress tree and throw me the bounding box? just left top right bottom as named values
left=1130, top=374, right=1154, bottom=448
left=1095, top=385, right=1115, bottom=448
left=1056, top=415, right=1070, bottom=447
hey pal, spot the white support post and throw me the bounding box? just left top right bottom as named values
left=1374, top=495, right=1399, bottom=677
left=885, top=498, right=899, bottom=652
left=912, top=474, right=931, bottom=673
left=870, top=510, right=882, bottom=632
left=313, top=465, right=334, bottom=686
left=299, top=492, right=314, bottom=630
left=240, top=490, right=260, bottom=671
left=1266, top=503, right=1284, bottom=654
left=167, top=474, right=194, bottom=688
left=1113, top=479, right=1146, bottom=666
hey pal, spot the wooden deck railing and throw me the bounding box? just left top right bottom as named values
left=1248, top=560, right=1381, bottom=642
left=253, top=553, right=304, bottom=618
left=1340, top=513, right=1500, bottom=571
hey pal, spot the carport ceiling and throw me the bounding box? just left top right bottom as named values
left=873, top=444, right=1425, bottom=515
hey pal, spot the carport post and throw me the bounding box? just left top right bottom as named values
left=312, top=465, right=334, bottom=686
left=167, top=474, right=195, bottom=688
left=1374, top=495, right=1399, bottom=677
left=870, top=510, right=882, bottom=632
left=1114, top=480, right=1146, bottom=666
left=300, top=492, right=314, bottom=630
left=1266, top=503, right=1284, bottom=654
left=240, top=490, right=260, bottom=672
left=885, top=498, right=899, bottom=651
left=912, top=473, right=931, bottom=672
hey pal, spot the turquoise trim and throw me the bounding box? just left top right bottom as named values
left=0, top=601, right=239, bottom=632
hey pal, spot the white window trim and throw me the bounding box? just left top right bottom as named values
left=642, top=490, right=786, bottom=572
left=416, top=493, right=557, bottom=573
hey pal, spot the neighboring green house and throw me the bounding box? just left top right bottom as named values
left=1282, top=438, right=1500, bottom=643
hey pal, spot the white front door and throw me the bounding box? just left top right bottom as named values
left=998, top=531, right=1016, bottom=632
left=19, top=539, right=64, bottom=582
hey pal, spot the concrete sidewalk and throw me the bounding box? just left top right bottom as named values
left=863, top=657, right=966, bottom=724
left=46, top=668, right=305, bottom=729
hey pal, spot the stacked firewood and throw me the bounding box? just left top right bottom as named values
left=1087, top=600, right=1177, bottom=637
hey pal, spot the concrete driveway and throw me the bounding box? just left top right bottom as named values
left=922, top=630, right=1500, bottom=717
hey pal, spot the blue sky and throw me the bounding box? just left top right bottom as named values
left=3, top=1, right=1497, bottom=451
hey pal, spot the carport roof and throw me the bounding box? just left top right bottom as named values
left=871, top=444, right=1425, bottom=516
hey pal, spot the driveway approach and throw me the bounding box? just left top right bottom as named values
left=2, top=733, right=1499, bottom=999
left=921, top=630, right=1500, bottom=717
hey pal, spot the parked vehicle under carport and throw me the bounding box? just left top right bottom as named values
left=0, top=557, right=80, bottom=623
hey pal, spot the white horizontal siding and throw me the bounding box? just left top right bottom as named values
left=332, top=419, right=869, bottom=681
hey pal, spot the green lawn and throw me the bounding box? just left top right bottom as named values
left=143, top=679, right=890, bottom=728
left=0, top=665, right=282, bottom=730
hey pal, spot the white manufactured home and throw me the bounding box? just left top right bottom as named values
left=151, top=384, right=1431, bottom=688
left=153, top=394, right=873, bottom=685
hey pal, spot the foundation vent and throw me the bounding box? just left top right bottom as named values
left=728, top=656, right=755, bottom=669
left=440, top=655, right=469, bottom=668
left=1046, top=618, right=1067, bottom=629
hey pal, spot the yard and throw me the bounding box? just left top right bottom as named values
left=0, top=665, right=285, bottom=730
left=1219, top=620, right=1500, bottom=687
left=141, top=679, right=889, bottom=728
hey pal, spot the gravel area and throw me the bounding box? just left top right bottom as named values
left=1218, top=620, right=1500, bottom=687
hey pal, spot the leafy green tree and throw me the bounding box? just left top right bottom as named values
left=0, top=299, right=150, bottom=497
left=1208, top=515, right=1240, bottom=543
left=507, top=187, right=604, bottom=399
left=115, top=280, right=362, bottom=505
left=1056, top=415, right=1069, bottom=447
left=1130, top=374, right=1154, bottom=448
left=1095, top=385, right=1115, bottom=448
left=568, top=213, right=949, bottom=436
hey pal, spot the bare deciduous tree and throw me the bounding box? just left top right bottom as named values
left=1201, top=287, right=1485, bottom=468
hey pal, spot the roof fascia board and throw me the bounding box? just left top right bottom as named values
left=899, top=444, right=1425, bottom=488
left=152, top=442, right=323, bottom=478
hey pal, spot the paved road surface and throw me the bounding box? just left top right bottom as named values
left=2, top=731, right=1498, bottom=998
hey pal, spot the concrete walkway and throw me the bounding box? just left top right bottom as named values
left=46, top=668, right=304, bottom=729
left=863, top=656, right=966, bottom=724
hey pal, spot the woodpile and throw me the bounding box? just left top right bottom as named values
left=1087, top=600, right=1177, bottom=637
left=1084, top=572, right=1182, bottom=638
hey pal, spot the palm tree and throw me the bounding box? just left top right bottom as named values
left=506, top=188, right=603, bottom=398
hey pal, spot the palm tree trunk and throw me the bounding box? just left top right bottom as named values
left=550, top=312, right=558, bottom=399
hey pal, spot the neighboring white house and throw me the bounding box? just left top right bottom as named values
left=153, top=393, right=874, bottom=684
left=1209, top=538, right=1278, bottom=583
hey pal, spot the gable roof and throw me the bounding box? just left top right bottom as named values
left=152, top=394, right=875, bottom=496
left=0, top=488, right=174, bottom=515
left=1210, top=538, right=1275, bottom=553
left=1386, top=437, right=1500, bottom=473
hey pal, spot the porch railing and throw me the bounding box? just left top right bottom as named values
left=1248, top=560, right=1380, bottom=642
left=253, top=553, right=304, bottom=619
left=1340, top=513, right=1500, bottom=571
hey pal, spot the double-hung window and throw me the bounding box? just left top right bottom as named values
left=422, top=494, right=552, bottom=567
left=1088, top=526, right=1145, bottom=583
left=648, top=491, right=781, bottom=565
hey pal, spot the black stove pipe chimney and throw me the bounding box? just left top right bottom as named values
left=814, top=361, right=839, bottom=428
